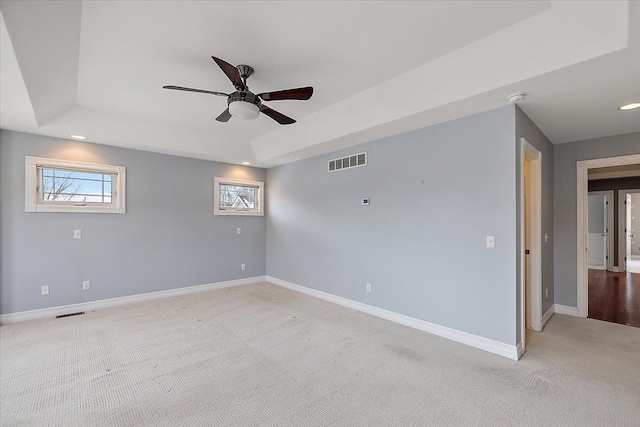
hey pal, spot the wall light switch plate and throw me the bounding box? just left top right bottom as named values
left=74, top=230, right=82, bottom=239
left=545, top=233, right=549, bottom=243
left=486, top=236, right=495, bottom=248
left=237, top=227, right=241, bottom=235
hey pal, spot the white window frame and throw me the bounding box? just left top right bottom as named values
left=25, top=156, right=126, bottom=214
left=214, top=177, right=264, bottom=216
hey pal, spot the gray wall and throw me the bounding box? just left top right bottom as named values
left=515, top=106, right=555, bottom=328
left=267, top=106, right=519, bottom=345
left=0, top=130, right=266, bottom=315
left=587, top=195, right=605, bottom=233
left=554, top=132, right=640, bottom=307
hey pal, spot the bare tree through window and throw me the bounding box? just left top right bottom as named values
left=41, top=168, right=113, bottom=203
left=220, top=184, right=256, bottom=209
left=42, top=170, right=82, bottom=201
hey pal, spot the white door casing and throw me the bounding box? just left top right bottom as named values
left=576, top=155, right=640, bottom=318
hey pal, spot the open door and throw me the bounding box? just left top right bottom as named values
left=520, top=137, right=542, bottom=358
left=604, top=193, right=611, bottom=270
left=524, top=160, right=531, bottom=329
left=626, top=193, right=632, bottom=271
left=587, top=193, right=607, bottom=269
left=628, top=193, right=640, bottom=273
left=618, top=190, right=640, bottom=273
left=587, top=191, right=614, bottom=270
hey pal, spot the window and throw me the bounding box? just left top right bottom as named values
left=25, top=156, right=126, bottom=213
left=214, top=177, right=263, bottom=216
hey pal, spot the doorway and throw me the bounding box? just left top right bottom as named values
left=577, top=155, right=640, bottom=322
left=520, top=137, right=542, bottom=357
left=586, top=187, right=640, bottom=327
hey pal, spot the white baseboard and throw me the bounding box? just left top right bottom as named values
left=587, top=265, right=605, bottom=271
left=631, top=255, right=640, bottom=260
left=542, top=305, right=555, bottom=328
left=554, top=304, right=578, bottom=317
left=266, top=276, right=519, bottom=361
left=0, top=276, right=266, bottom=324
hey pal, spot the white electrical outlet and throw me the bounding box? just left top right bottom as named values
left=74, top=230, right=82, bottom=239
left=237, top=227, right=241, bottom=234
left=241, top=264, right=246, bottom=271
left=486, top=236, right=495, bottom=248
left=545, top=288, right=548, bottom=298
left=545, top=233, right=549, bottom=243
left=41, top=285, right=49, bottom=295
left=83, top=281, right=91, bottom=290
left=366, top=283, right=371, bottom=293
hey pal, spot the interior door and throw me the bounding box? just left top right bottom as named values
left=626, top=193, right=633, bottom=271
left=587, top=193, right=606, bottom=269
left=603, top=194, right=608, bottom=268
left=524, top=160, right=530, bottom=329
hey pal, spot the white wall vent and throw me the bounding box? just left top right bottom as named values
left=328, top=152, right=367, bottom=172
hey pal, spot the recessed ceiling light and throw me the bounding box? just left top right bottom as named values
left=618, top=102, right=640, bottom=111
left=241, top=161, right=251, bottom=165
left=69, top=134, right=87, bottom=140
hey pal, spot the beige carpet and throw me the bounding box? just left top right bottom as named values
left=1, top=282, right=639, bottom=426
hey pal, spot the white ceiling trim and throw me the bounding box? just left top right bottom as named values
left=0, top=1, right=81, bottom=125
left=250, top=1, right=629, bottom=165
left=0, top=12, right=37, bottom=130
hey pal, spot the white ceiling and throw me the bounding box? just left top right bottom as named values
left=1, top=1, right=639, bottom=168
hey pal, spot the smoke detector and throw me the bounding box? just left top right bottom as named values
left=508, top=93, right=526, bottom=104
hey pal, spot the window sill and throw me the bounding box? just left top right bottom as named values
left=214, top=210, right=263, bottom=217
left=26, top=204, right=125, bottom=214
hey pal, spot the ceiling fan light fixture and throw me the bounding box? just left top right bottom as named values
left=229, top=101, right=260, bottom=120
left=618, top=102, right=640, bottom=111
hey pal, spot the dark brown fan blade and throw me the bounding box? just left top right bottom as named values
left=260, top=105, right=296, bottom=125
left=215, top=108, right=232, bottom=122
left=163, top=85, right=228, bottom=97
left=211, top=56, right=246, bottom=90
left=258, top=86, right=313, bottom=101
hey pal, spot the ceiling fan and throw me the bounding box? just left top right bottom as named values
left=163, top=56, right=313, bottom=125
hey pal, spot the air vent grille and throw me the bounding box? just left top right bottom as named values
left=56, top=311, right=85, bottom=319
left=328, top=152, right=367, bottom=172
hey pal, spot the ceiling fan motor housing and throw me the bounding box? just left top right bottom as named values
left=228, top=91, right=261, bottom=120
left=236, top=64, right=254, bottom=80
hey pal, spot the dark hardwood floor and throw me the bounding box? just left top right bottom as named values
left=588, top=269, right=640, bottom=327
